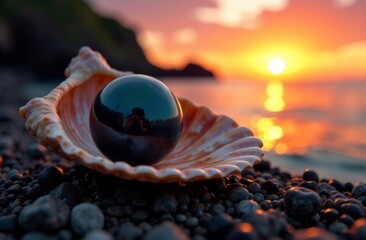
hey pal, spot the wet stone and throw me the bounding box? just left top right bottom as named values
left=262, top=180, right=279, bottom=195
left=18, top=194, right=70, bottom=231
left=52, top=182, right=80, bottom=206
left=143, top=222, right=189, bottom=240
left=302, top=169, right=319, bottom=182
left=153, top=194, right=177, bottom=215
left=248, top=183, right=261, bottom=194
left=71, top=203, right=104, bottom=236
left=117, top=222, right=143, bottom=240
left=340, top=203, right=365, bottom=219
left=38, top=166, right=64, bottom=189
left=235, top=200, right=260, bottom=217
left=228, top=186, right=249, bottom=203
left=320, top=208, right=339, bottom=225
left=0, top=215, right=17, bottom=232
left=352, top=184, right=366, bottom=198
left=83, top=230, right=114, bottom=240
left=284, top=187, right=322, bottom=218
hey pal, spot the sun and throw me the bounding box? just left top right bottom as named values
left=268, top=57, right=286, bottom=75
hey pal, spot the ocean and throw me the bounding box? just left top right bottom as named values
left=21, top=79, right=366, bottom=183
left=163, top=79, right=366, bottom=183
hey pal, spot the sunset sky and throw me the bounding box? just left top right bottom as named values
left=88, top=0, right=366, bottom=82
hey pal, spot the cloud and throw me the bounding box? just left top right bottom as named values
left=194, top=0, right=289, bottom=29
left=334, top=0, right=357, bottom=8
left=172, top=28, right=197, bottom=44
left=137, top=30, right=165, bottom=50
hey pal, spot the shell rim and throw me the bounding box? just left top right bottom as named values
left=19, top=46, right=263, bottom=182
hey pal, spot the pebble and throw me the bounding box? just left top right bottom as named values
left=351, top=219, right=366, bottom=240
left=228, top=186, right=249, bottom=203
left=21, top=232, right=57, bottom=240
left=18, top=194, right=70, bottom=231
left=293, top=227, right=337, bottom=240
left=0, top=215, right=17, bottom=232
left=117, top=222, right=143, bottom=240
left=206, top=213, right=234, bottom=239
left=262, top=180, right=279, bottom=194
left=132, top=210, right=148, bottom=222
left=186, top=217, right=199, bottom=228
left=83, top=230, right=114, bottom=240
left=340, top=203, right=365, bottom=219
left=302, top=169, right=319, bottom=182
left=235, top=200, right=260, bottom=217
left=37, top=166, right=64, bottom=189
left=153, top=194, right=177, bottom=215
left=52, top=182, right=80, bottom=206
left=225, top=223, right=258, bottom=240
left=106, top=205, right=123, bottom=218
left=71, top=203, right=104, bottom=235
left=248, top=183, right=261, bottom=194
left=284, top=187, right=322, bottom=218
left=352, top=184, right=366, bottom=198
left=143, top=222, right=189, bottom=240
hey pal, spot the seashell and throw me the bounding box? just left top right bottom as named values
left=19, top=47, right=263, bottom=182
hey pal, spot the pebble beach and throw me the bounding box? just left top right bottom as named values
left=0, top=104, right=366, bottom=240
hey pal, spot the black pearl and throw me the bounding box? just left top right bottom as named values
left=89, top=74, right=183, bottom=166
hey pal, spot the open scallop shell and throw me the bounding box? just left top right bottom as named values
left=19, top=47, right=263, bottom=182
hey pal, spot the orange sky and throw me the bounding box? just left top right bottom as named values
left=88, top=0, right=366, bottom=82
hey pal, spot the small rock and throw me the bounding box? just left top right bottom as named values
left=71, top=203, right=104, bottom=236
left=52, top=182, right=80, bottom=206
left=117, top=222, right=143, bottom=240
left=176, top=214, right=187, bottom=223
left=186, top=217, right=199, bottom=228
left=235, top=200, right=260, bottom=217
left=284, top=187, right=321, bottom=218
left=206, top=213, right=234, bottom=239
left=83, top=230, right=114, bottom=240
left=19, top=194, right=70, bottom=231
left=248, top=183, right=261, bottom=194
left=7, top=184, right=21, bottom=194
left=340, top=203, right=365, bottom=219
left=143, top=222, right=189, bottom=240
left=106, top=205, right=123, bottom=218
left=302, top=169, right=319, bottom=182
left=351, top=219, right=366, bottom=240
left=228, top=187, right=249, bottom=203
left=132, top=210, right=148, bottom=222
left=57, top=230, right=73, bottom=240
left=153, top=194, right=177, bottom=215
left=211, top=203, right=225, bottom=214
left=21, top=232, right=57, bottom=240
left=262, top=180, right=279, bottom=195
left=38, top=166, right=64, bottom=189
left=226, top=223, right=258, bottom=240
left=319, top=208, right=339, bottom=225
left=328, top=222, right=348, bottom=235
left=352, top=184, right=366, bottom=198
left=293, top=227, right=337, bottom=240
left=0, top=215, right=17, bottom=232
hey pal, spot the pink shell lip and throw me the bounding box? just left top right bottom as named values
left=19, top=46, right=263, bottom=182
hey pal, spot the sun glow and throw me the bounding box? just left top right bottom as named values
left=268, top=57, right=286, bottom=75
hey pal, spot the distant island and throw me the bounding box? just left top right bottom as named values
left=0, top=0, right=215, bottom=82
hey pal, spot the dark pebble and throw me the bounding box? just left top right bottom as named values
left=117, top=222, right=143, bottom=240
left=302, top=169, right=319, bottom=182
left=83, top=230, right=114, bottom=240
left=21, top=232, right=57, bottom=240
left=0, top=215, right=17, bottom=232
left=328, top=221, right=348, bottom=235
left=71, top=203, right=104, bottom=236
left=226, top=222, right=258, bottom=240
left=262, top=180, right=279, bottom=194
left=143, top=222, right=189, bottom=240
left=106, top=205, right=123, bottom=218
left=351, top=219, right=366, bottom=240
left=319, top=208, right=339, bottom=225
left=339, top=214, right=354, bottom=227
left=153, top=194, right=177, bottom=215
left=352, top=184, right=366, bottom=198
left=132, top=210, right=148, bottom=223
left=293, top=227, right=337, bottom=240
left=228, top=186, right=249, bottom=203
left=52, top=182, right=80, bottom=206
left=248, top=183, right=261, bottom=194
left=299, top=181, right=319, bottom=192
left=18, top=194, right=70, bottom=231
left=340, top=203, right=365, bottom=219
left=206, top=213, right=234, bottom=239
left=186, top=217, right=199, bottom=228
left=38, top=166, right=64, bottom=189
left=284, top=187, right=322, bottom=218
left=7, top=184, right=21, bottom=194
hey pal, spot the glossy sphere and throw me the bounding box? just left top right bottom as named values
left=90, top=74, right=183, bottom=166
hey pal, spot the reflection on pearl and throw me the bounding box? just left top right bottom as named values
left=90, top=74, right=183, bottom=166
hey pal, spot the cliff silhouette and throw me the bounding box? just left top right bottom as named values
left=0, top=0, right=215, bottom=81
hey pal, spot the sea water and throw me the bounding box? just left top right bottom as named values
left=164, top=79, right=366, bottom=182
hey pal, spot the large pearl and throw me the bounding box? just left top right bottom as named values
left=89, top=74, right=183, bottom=166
